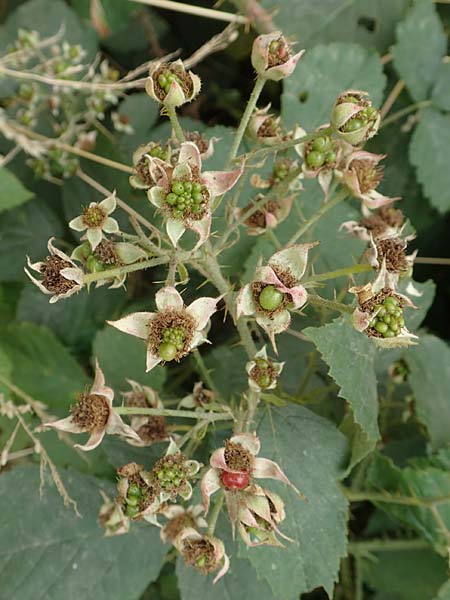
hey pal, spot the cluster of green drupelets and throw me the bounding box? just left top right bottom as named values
left=164, top=179, right=207, bottom=219
left=157, top=70, right=182, bottom=95
left=155, top=460, right=186, bottom=493
left=124, top=482, right=144, bottom=518
left=341, top=95, right=378, bottom=133
left=258, top=285, right=284, bottom=311
left=272, top=159, right=292, bottom=184
left=253, top=358, right=274, bottom=389
left=268, top=39, right=289, bottom=63
left=149, top=145, right=168, bottom=161
left=158, top=326, right=187, bottom=361
left=369, top=296, right=405, bottom=338
left=305, top=135, right=336, bottom=169
left=29, top=149, right=79, bottom=180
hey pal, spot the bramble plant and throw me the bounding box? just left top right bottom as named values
left=1, top=1, right=450, bottom=599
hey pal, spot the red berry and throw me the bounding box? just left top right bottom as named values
left=220, top=470, right=250, bottom=490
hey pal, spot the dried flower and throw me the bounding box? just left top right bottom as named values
left=160, top=504, right=207, bottom=544
left=176, top=528, right=230, bottom=584
left=331, top=90, right=380, bottom=145
left=148, top=142, right=242, bottom=248
left=116, top=461, right=161, bottom=521
left=251, top=32, right=304, bottom=81
left=151, top=439, right=201, bottom=503
left=25, top=237, right=84, bottom=303
left=236, top=244, right=316, bottom=349
left=43, top=360, right=141, bottom=451
left=146, top=60, right=201, bottom=108
left=246, top=346, right=284, bottom=392
left=341, top=205, right=405, bottom=242
left=235, top=193, right=296, bottom=236
left=111, top=111, right=134, bottom=134
left=178, top=381, right=216, bottom=410
left=69, top=191, right=119, bottom=251
left=248, top=104, right=283, bottom=145
left=129, top=141, right=171, bottom=190
left=108, top=286, right=220, bottom=371
left=184, top=131, right=220, bottom=160
left=98, top=491, right=130, bottom=537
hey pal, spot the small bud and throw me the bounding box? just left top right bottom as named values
left=331, top=90, right=380, bottom=145
left=251, top=32, right=304, bottom=81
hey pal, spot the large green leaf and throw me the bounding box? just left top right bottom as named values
left=0, top=167, right=34, bottom=212
left=409, top=108, right=450, bottom=214
left=204, top=344, right=248, bottom=402
left=392, top=2, right=446, bottom=102
left=305, top=317, right=380, bottom=467
left=93, top=326, right=166, bottom=394
left=367, top=453, right=450, bottom=554
left=281, top=43, right=386, bottom=130
left=0, top=466, right=166, bottom=600
left=432, top=63, right=450, bottom=112
left=0, top=200, right=63, bottom=282
left=406, top=334, right=450, bottom=450
left=260, top=0, right=409, bottom=53
left=0, top=322, right=88, bottom=411
left=237, top=404, right=349, bottom=599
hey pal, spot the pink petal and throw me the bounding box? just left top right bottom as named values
left=178, top=142, right=202, bottom=171
left=213, top=550, right=230, bottom=585
left=188, top=213, right=211, bottom=250
left=202, top=166, right=243, bottom=198
left=256, top=311, right=291, bottom=353
left=269, top=242, right=317, bottom=282
left=187, top=295, right=220, bottom=331
left=74, top=428, right=106, bottom=452
left=253, top=457, right=298, bottom=493
left=108, top=312, right=154, bottom=340
left=155, top=286, right=184, bottom=311
left=363, top=191, right=399, bottom=210
left=201, top=468, right=221, bottom=514
left=43, top=415, right=85, bottom=434
left=106, top=411, right=141, bottom=442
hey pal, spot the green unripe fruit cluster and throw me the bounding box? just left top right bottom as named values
left=124, top=481, right=143, bottom=518
left=156, top=463, right=184, bottom=489
left=254, top=357, right=273, bottom=389
left=18, top=83, right=35, bottom=101
left=305, top=136, right=336, bottom=169
left=258, top=285, right=284, bottom=311
left=369, top=296, right=404, bottom=338
left=157, top=70, right=182, bottom=94
left=342, top=106, right=378, bottom=133
left=158, top=326, right=186, bottom=361
left=164, top=179, right=207, bottom=219
left=149, top=145, right=168, bottom=161
left=272, top=160, right=290, bottom=183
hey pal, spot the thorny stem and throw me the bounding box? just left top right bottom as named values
left=307, top=295, right=353, bottom=315
left=114, top=406, right=233, bottom=421
left=230, top=0, right=277, bottom=33
left=207, top=492, right=225, bottom=536
left=287, top=188, right=348, bottom=245
left=166, top=106, right=186, bottom=143
left=245, top=388, right=261, bottom=431
left=227, top=76, right=266, bottom=164
left=83, top=257, right=170, bottom=284
left=193, top=349, right=219, bottom=397
left=303, top=263, right=373, bottom=285
left=380, top=100, right=432, bottom=128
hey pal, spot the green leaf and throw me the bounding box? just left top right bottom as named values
left=281, top=43, right=386, bottom=130
left=0, top=466, right=166, bottom=600
left=0, top=200, right=63, bottom=282
left=0, top=322, right=88, bottom=411
left=238, top=404, right=349, bottom=599
left=367, top=453, right=450, bottom=554
left=93, top=326, right=166, bottom=394
left=432, top=63, right=450, bottom=111
left=392, top=2, right=446, bottom=102
left=116, top=93, right=160, bottom=162
left=0, top=167, right=34, bottom=212
left=406, top=334, right=450, bottom=450
left=362, top=548, right=448, bottom=600
left=400, top=279, right=435, bottom=331
left=204, top=344, right=248, bottom=402
left=305, top=317, right=380, bottom=468
left=434, top=579, right=450, bottom=600
left=260, top=0, right=409, bottom=53
left=409, top=108, right=450, bottom=214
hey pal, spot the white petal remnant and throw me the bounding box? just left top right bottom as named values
left=69, top=191, right=119, bottom=251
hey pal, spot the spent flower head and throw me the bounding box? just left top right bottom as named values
left=246, top=346, right=284, bottom=392
left=146, top=59, right=201, bottom=108
left=251, top=32, right=304, bottom=81
left=69, top=191, right=119, bottom=251
left=175, top=528, right=230, bottom=584
left=160, top=504, right=207, bottom=545
left=129, top=141, right=171, bottom=190
left=248, top=104, right=284, bottom=146
left=331, top=90, right=380, bottom=145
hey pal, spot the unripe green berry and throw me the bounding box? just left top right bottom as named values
left=159, top=342, right=178, bottom=361
left=166, top=192, right=178, bottom=205
left=126, top=495, right=139, bottom=507
left=125, top=504, right=140, bottom=518
left=306, top=150, right=325, bottom=169
left=375, top=321, right=388, bottom=334
left=258, top=372, right=272, bottom=388
left=128, top=483, right=141, bottom=497
left=343, top=118, right=362, bottom=132
left=312, top=136, right=328, bottom=151
left=324, top=151, right=336, bottom=164
left=259, top=285, right=284, bottom=311
left=172, top=182, right=185, bottom=195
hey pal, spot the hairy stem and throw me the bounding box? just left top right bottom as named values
left=227, top=76, right=265, bottom=164
left=307, top=294, right=353, bottom=314
left=381, top=100, right=432, bottom=128
left=83, top=257, right=169, bottom=284
left=166, top=106, right=186, bottom=143
left=303, top=263, right=372, bottom=285
left=207, top=492, right=225, bottom=536
left=230, top=0, right=277, bottom=33
left=114, top=406, right=233, bottom=421
left=193, top=349, right=219, bottom=396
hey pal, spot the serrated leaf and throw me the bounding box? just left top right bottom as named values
left=392, top=2, right=446, bottom=102
left=410, top=108, right=450, bottom=214
left=281, top=43, right=386, bottom=130
left=432, top=63, right=450, bottom=111
left=406, top=334, right=450, bottom=450
left=0, top=466, right=166, bottom=600
left=93, top=326, right=166, bottom=394
left=0, top=168, right=34, bottom=212
left=367, top=453, right=450, bottom=554
left=305, top=316, right=380, bottom=468
left=362, top=548, right=448, bottom=600
left=237, top=404, right=349, bottom=599
left=0, top=322, right=88, bottom=411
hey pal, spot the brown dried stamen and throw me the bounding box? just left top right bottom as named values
left=135, top=155, right=155, bottom=187
left=124, top=391, right=150, bottom=409
left=40, top=255, right=76, bottom=294
left=94, top=240, right=121, bottom=266
left=258, top=118, right=281, bottom=139
left=182, top=537, right=217, bottom=574
left=350, top=160, right=383, bottom=193
left=272, top=266, right=297, bottom=288
left=137, top=417, right=168, bottom=444
left=267, top=38, right=291, bottom=68
left=70, top=392, right=110, bottom=431
left=360, top=288, right=401, bottom=313
left=185, top=131, right=209, bottom=154
left=224, top=440, right=252, bottom=472
left=148, top=309, right=196, bottom=361
left=245, top=198, right=281, bottom=229
left=164, top=513, right=196, bottom=543
left=378, top=206, right=404, bottom=229
left=192, top=383, right=215, bottom=407
left=375, top=238, right=408, bottom=273
left=250, top=360, right=277, bottom=387
left=82, top=204, right=106, bottom=228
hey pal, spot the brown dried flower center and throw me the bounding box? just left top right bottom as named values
left=375, top=238, right=408, bottom=273
left=250, top=360, right=277, bottom=386
left=82, top=205, right=106, bottom=228
left=182, top=538, right=216, bottom=573
left=125, top=391, right=150, bottom=409
left=246, top=199, right=281, bottom=229
left=164, top=513, right=196, bottom=543
left=350, top=160, right=383, bottom=193
left=135, top=156, right=155, bottom=187
left=185, top=131, right=209, bottom=154
left=153, top=63, right=193, bottom=101
left=94, top=240, right=121, bottom=266
left=192, top=383, right=215, bottom=407
left=71, top=392, right=110, bottom=431
left=360, top=288, right=401, bottom=313
left=224, top=440, right=252, bottom=472
left=148, top=309, right=196, bottom=361
left=258, top=118, right=281, bottom=139
left=40, top=255, right=76, bottom=294
left=267, top=38, right=291, bottom=68
left=137, top=417, right=168, bottom=443
left=117, top=462, right=160, bottom=513
left=272, top=265, right=297, bottom=288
